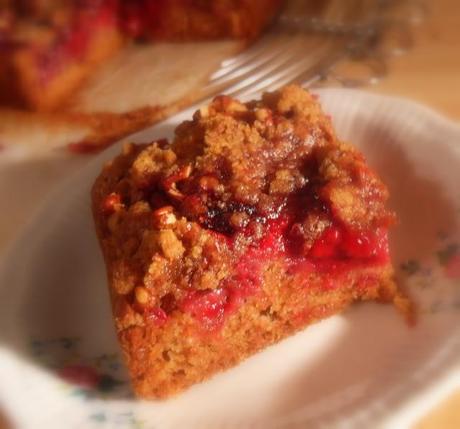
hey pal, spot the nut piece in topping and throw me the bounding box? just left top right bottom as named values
left=229, top=212, right=250, bottom=230
left=198, top=175, right=220, bottom=193
left=213, top=95, right=248, bottom=114
left=158, top=229, right=185, bottom=260
left=101, top=192, right=123, bottom=214
left=162, top=164, right=193, bottom=200
left=131, top=143, right=177, bottom=188
left=269, top=169, right=306, bottom=195
left=199, top=105, right=209, bottom=118
left=290, top=212, right=332, bottom=253
left=112, top=260, right=137, bottom=295
left=255, top=108, right=271, bottom=122
left=165, top=185, right=184, bottom=200
left=152, top=206, right=177, bottom=228
left=134, top=286, right=151, bottom=306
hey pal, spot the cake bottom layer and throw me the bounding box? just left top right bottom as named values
left=115, top=263, right=407, bottom=399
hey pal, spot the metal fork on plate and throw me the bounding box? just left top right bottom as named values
left=197, top=0, right=425, bottom=101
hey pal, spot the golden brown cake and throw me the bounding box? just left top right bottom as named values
left=92, top=85, right=410, bottom=399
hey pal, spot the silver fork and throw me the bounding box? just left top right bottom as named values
left=197, top=0, right=425, bottom=102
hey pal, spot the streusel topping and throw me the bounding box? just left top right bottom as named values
left=94, top=86, right=394, bottom=327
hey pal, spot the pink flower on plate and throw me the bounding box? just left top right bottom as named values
left=58, top=365, right=101, bottom=389
left=444, top=254, right=460, bottom=279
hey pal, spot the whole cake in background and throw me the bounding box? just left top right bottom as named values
left=92, top=85, right=412, bottom=399
left=0, top=0, right=283, bottom=111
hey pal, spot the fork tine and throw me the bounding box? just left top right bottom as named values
left=216, top=34, right=279, bottom=69
left=234, top=42, right=347, bottom=100
left=207, top=41, right=289, bottom=87
left=226, top=37, right=336, bottom=98
left=210, top=36, right=282, bottom=80
left=207, top=34, right=297, bottom=87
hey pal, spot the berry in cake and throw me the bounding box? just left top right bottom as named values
left=92, top=85, right=411, bottom=399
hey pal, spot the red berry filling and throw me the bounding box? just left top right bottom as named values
left=143, top=162, right=392, bottom=331
left=309, top=226, right=341, bottom=259
left=309, top=225, right=389, bottom=262
left=150, top=158, right=392, bottom=331
left=181, top=288, right=228, bottom=330
left=179, top=210, right=390, bottom=330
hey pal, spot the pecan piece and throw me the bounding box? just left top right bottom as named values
left=152, top=206, right=177, bottom=228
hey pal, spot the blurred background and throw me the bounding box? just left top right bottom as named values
left=0, top=0, right=458, bottom=151
left=0, top=0, right=459, bottom=428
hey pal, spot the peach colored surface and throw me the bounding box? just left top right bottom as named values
left=377, top=1, right=460, bottom=427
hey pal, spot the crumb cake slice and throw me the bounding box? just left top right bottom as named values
left=92, top=85, right=410, bottom=399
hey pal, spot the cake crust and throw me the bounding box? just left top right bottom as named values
left=92, top=85, right=410, bottom=398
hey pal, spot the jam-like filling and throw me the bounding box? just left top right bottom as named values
left=178, top=218, right=289, bottom=330
left=177, top=211, right=389, bottom=331
left=143, top=219, right=389, bottom=331
left=304, top=225, right=389, bottom=265
left=118, top=156, right=392, bottom=331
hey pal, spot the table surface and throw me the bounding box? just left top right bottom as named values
left=0, top=0, right=459, bottom=427
left=377, top=0, right=460, bottom=427
left=371, top=0, right=460, bottom=122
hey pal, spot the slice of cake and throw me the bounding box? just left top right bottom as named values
left=92, top=85, right=411, bottom=399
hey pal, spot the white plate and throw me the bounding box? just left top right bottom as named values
left=1, top=89, right=460, bottom=429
